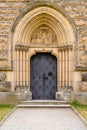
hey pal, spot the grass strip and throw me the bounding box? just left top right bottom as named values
left=0, top=104, right=15, bottom=122
left=71, top=100, right=87, bottom=121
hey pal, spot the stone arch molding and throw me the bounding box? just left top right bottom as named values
left=13, top=2, right=77, bottom=47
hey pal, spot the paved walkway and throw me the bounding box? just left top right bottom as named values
left=0, top=108, right=87, bottom=130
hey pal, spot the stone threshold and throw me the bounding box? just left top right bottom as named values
left=18, top=100, right=70, bottom=108
left=17, top=104, right=71, bottom=108
left=20, top=100, right=68, bottom=104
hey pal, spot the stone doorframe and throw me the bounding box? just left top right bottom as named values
left=14, top=45, right=73, bottom=100
left=12, top=1, right=77, bottom=100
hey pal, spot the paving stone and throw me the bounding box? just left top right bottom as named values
left=0, top=108, right=87, bottom=130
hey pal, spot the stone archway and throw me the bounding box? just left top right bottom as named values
left=12, top=2, right=77, bottom=100
left=13, top=4, right=76, bottom=45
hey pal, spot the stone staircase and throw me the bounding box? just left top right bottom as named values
left=18, top=100, right=71, bottom=108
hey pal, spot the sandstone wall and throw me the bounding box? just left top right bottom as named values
left=0, top=0, right=87, bottom=69
left=0, top=0, right=87, bottom=92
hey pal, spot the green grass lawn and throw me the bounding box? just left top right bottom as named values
left=72, top=100, right=87, bottom=121
left=0, top=104, right=15, bottom=122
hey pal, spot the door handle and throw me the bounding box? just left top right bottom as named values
left=43, top=73, right=48, bottom=88
left=43, top=73, right=48, bottom=80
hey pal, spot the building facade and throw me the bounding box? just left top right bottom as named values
left=0, top=0, right=87, bottom=103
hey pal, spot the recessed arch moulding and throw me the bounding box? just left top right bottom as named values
left=13, top=6, right=76, bottom=47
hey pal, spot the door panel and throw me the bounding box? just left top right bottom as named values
left=30, top=53, right=57, bottom=99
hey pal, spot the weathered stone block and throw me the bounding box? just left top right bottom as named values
left=74, top=92, right=87, bottom=105
left=80, top=82, right=87, bottom=92
left=0, top=92, right=20, bottom=104
left=0, top=82, right=11, bottom=92
left=82, top=73, right=87, bottom=81
left=77, top=81, right=87, bottom=92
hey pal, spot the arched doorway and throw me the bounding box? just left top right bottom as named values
left=30, top=53, right=57, bottom=99
left=12, top=2, right=77, bottom=100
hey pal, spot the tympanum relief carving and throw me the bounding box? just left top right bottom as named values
left=30, top=25, right=57, bottom=46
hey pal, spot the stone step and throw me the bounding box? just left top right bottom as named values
left=17, top=104, right=71, bottom=108
left=20, top=100, right=68, bottom=105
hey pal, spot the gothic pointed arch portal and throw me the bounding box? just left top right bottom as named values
left=13, top=2, right=77, bottom=100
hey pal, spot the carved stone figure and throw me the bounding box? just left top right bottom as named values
left=31, top=25, right=57, bottom=45
left=0, top=72, right=6, bottom=81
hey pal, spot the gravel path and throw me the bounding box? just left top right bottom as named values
left=0, top=108, right=87, bottom=130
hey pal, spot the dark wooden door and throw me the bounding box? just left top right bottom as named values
left=30, top=53, right=57, bottom=99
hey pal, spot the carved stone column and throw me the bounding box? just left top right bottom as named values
left=15, top=44, right=32, bottom=100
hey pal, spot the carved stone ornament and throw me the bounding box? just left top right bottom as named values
left=30, top=25, right=57, bottom=45
left=79, top=82, right=87, bottom=92
left=15, top=44, right=29, bottom=51
left=82, top=73, right=87, bottom=81
left=0, top=82, right=11, bottom=92
left=0, top=50, right=8, bottom=60
left=0, top=72, right=6, bottom=81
